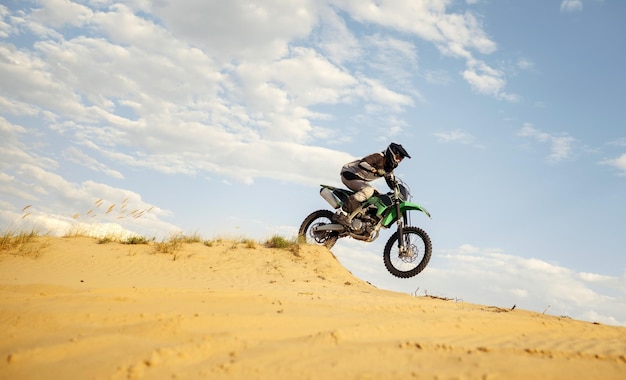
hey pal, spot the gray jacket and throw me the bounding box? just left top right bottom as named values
left=341, top=152, right=392, bottom=183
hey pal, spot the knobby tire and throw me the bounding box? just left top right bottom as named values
left=383, top=226, right=432, bottom=278
left=298, top=209, right=339, bottom=249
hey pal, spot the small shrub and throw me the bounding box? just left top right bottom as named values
left=203, top=237, right=226, bottom=247
left=180, top=232, right=201, bottom=244
left=97, top=236, right=114, bottom=244
left=241, top=238, right=256, bottom=249
left=265, top=235, right=292, bottom=249
left=124, top=235, right=150, bottom=244
left=265, top=235, right=300, bottom=256
left=154, top=234, right=185, bottom=260
left=154, top=239, right=182, bottom=254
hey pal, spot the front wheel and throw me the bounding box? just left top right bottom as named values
left=298, top=210, right=340, bottom=249
left=383, top=226, right=432, bottom=278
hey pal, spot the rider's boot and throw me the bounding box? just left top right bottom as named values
left=334, top=196, right=360, bottom=228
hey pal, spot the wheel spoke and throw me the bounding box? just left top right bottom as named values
left=298, top=210, right=339, bottom=249
left=383, top=226, right=432, bottom=278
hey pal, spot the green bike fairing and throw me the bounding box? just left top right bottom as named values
left=368, top=197, right=431, bottom=227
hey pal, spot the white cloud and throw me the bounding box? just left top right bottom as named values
left=433, top=129, right=476, bottom=145
left=4, top=0, right=430, bottom=181
left=423, top=69, right=453, bottom=85
left=30, top=0, right=94, bottom=28
left=0, top=6, right=11, bottom=38
left=462, top=59, right=519, bottom=101
left=608, top=137, right=626, bottom=147
left=151, top=0, right=320, bottom=62
left=0, top=117, right=178, bottom=237
left=437, top=11, right=496, bottom=55
left=334, top=241, right=626, bottom=326
left=424, top=245, right=625, bottom=325
left=578, top=272, right=615, bottom=283
left=316, top=7, right=361, bottom=64
left=382, top=116, right=408, bottom=137
left=517, top=123, right=576, bottom=162
left=0, top=168, right=180, bottom=238
left=63, top=147, right=124, bottom=179
left=249, top=47, right=358, bottom=107
left=560, top=0, right=583, bottom=13
left=600, top=153, right=626, bottom=176
left=330, top=0, right=514, bottom=99
left=516, top=58, right=534, bottom=70
left=358, top=77, right=414, bottom=112
left=363, top=34, right=419, bottom=89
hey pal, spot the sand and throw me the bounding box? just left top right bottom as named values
left=0, top=236, right=625, bottom=379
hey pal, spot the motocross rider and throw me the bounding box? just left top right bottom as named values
left=334, top=143, right=411, bottom=227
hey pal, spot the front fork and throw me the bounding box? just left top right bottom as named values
left=395, top=202, right=407, bottom=253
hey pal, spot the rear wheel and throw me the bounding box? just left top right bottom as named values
left=383, top=226, right=432, bottom=278
left=298, top=210, right=340, bottom=249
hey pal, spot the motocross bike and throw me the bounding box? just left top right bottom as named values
left=298, top=174, right=432, bottom=278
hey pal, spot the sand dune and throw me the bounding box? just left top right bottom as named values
left=1, top=236, right=625, bottom=379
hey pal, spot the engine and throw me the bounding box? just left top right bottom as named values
left=349, top=212, right=379, bottom=241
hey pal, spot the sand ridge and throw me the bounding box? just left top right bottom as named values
left=1, top=237, right=625, bottom=379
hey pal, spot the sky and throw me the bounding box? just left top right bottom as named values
left=1, top=0, right=625, bottom=326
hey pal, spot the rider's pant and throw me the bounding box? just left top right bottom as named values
left=341, top=173, right=377, bottom=202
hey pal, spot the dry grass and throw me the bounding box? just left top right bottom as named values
left=122, top=236, right=151, bottom=245
left=153, top=239, right=183, bottom=260
left=2, top=214, right=301, bottom=262
left=0, top=228, right=46, bottom=258
left=153, top=233, right=202, bottom=260
left=73, top=198, right=155, bottom=222
left=265, top=235, right=300, bottom=256
left=241, top=238, right=257, bottom=249
left=62, top=225, right=91, bottom=238
left=203, top=236, right=258, bottom=249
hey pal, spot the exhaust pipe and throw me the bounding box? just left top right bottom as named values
left=313, top=224, right=345, bottom=232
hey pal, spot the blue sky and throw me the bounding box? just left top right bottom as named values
left=1, top=0, right=625, bottom=325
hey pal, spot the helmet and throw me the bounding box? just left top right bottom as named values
left=384, top=143, right=411, bottom=171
